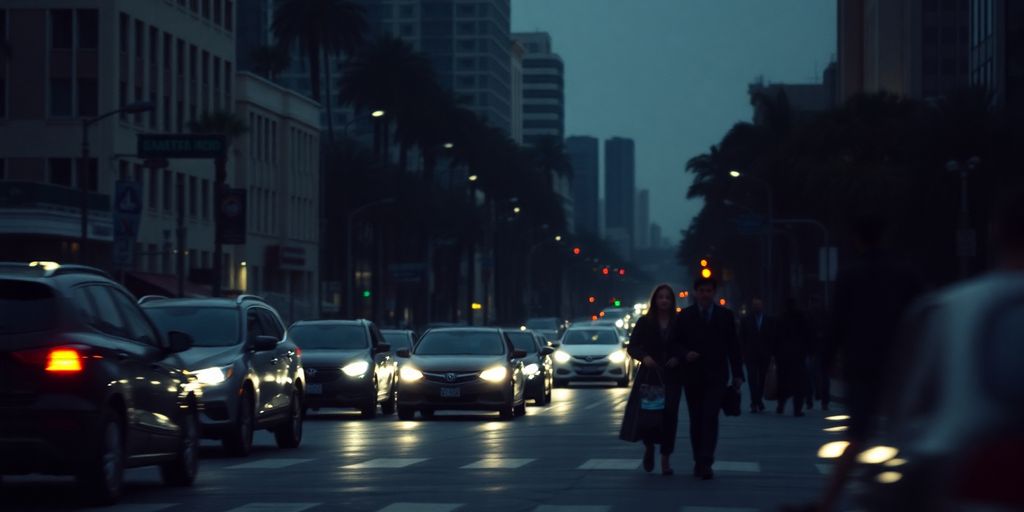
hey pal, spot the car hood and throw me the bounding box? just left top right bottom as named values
left=558, top=344, right=622, bottom=357
left=408, top=355, right=508, bottom=372
left=301, top=349, right=370, bottom=367
left=180, top=345, right=242, bottom=369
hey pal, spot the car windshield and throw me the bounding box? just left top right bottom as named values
left=382, top=331, right=413, bottom=351
left=415, top=331, right=505, bottom=356
left=562, top=329, right=619, bottom=345
left=290, top=324, right=368, bottom=350
left=145, top=307, right=239, bottom=347
left=506, top=332, right=538, bottom=353
left=0, top=280, right=57, bottom=335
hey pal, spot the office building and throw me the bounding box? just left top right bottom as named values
left=510, top=39, right=524, bottom=144
left=604, top=137, right=635, bottom=257
left=566, top=136, right=599, bottom=236
left=970, top=0, right=1024, bottom=112
left=635, top=189, right=650, bottom=249
left=749, top=66, right=836, bottom=125
left=513, top=32, right=564, bottom=146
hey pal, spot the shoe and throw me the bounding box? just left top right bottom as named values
left=750, top=404, right=759, bottom=413
left=758, top=403, right=766, bottom=412
left=642, top=445, right=654, bottom=473
left=693, top=463, right=701, bottom=478
left=661, top=458, right=674, bottom=476
left=700, top=465, right=714, bottom=480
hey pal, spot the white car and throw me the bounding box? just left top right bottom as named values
left=552, top=326, right=633, bottom=387
left=850, top=271, right=1024, bottom=511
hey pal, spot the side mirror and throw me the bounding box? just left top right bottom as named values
left=252, top=335, right=278, bottom=352
left=540, top=346, right=554, bottom=356
left=395, top=349, right=411, bottom=358
left=550, top=341, right=561, bottom=348
left=512, top=349, right=528, bottom=359
left=374, top=343, right=391, bottom=354
left=167, top=331, right=194, bottom=353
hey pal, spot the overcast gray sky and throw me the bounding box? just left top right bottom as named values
left=512, top=0, right=836, bottom=244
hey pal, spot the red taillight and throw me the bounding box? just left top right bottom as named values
left=12, top=346, right=86, bottom=373
left=295, top=346, right=302, bottom=357
left=956, top=436, right=1024, bottom=506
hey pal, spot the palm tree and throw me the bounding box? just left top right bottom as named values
left=249, top=44, right=291, bottom=81
left=273, top=0, right=367, bottom=139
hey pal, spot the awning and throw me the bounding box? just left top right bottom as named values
left=125, top=272, right=212, bottom=298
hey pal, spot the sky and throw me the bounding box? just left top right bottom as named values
left=512, top=0, right=836, bottom=245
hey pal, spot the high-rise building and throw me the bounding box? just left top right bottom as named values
left=970, top=0, right=1024, bottom=113
left=510, top=39, right=525, bottom=144
left=566, top=136, right=599, bottom=236
left=635, top=189, right=650, bottom=249
left=513, top=32, right=564, bottom=146
left=838, top=0, right=970, bottom=102
left=604, top=137, right=635, bottom=258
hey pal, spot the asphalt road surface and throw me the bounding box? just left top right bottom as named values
left=1, top=386, right=842, bottom=511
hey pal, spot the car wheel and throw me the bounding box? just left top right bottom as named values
left=274, top=392, right=303, bottom=449
left=160, top=409, right=199, bottom=486
left=76, top=408, right=124, bottom=505
left=380, top=386, right=397, bottom=416
left=397, top=406, right=416, bottom=421
left=499, top=401, right=515, bottom=421
left=223, top=389, right=254, bottom=457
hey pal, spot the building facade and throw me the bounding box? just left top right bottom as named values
left=970, top=0, right=1024, bottom=113
left=566, top=135, right=599, bottom=236
left=635, top=189, right=650, bottom=250
left=604, top=137, right=635, bottom=259
left=513, top=32, right=564, bottom=146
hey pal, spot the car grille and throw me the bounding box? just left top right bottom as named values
left=423, top=371, right=480, bottom=384
left=305, top=368, right=342, bottom=384
left=572, top=363, right=609, bottom=375
left=571, top=354, right=609, bottom=363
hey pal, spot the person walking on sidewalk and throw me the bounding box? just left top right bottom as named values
left=774, top=298, right=811, bottom=417
left=740, top=297, right=773, bottom=413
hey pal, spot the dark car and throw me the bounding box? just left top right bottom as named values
left=395, top=327, right=527, bottom=421
left=0, top=262, right=199, bottom=505
left=381, top=329, right=417, bottom=355
left=141, top=295, right=304, bottom=457
left=290, top=320, right=397, bottom=418
left=505, top=329, right=554, bottom=405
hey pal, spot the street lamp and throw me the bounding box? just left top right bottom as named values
left=79, top=100, right=154, bottom=263
left=468, top=174, right=479, bottom=182
left=729, top=170, right=742, bottom=178
left=346, top=197, right=397, bottom=319
left=343, top=109, right=386, bottom=135
left=443, top=142, right=455, bottom=150
left=371, top=109, right=386, bottom=118
left=554, top=235, right=562, bottom=242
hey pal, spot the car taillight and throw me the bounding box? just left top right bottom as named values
left=12, top=346, right=87, bottom=374
left=956, top=436, right=1024, bottom=507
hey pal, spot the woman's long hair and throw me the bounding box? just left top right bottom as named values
left=647, top=283, right=677, bottom=316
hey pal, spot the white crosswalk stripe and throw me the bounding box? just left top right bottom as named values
left=535, top=506, right=611, bottom=512
left=715, top=461, right=762, bottom=472
left=577, top=458, right=641, bottom=470
left=377, top=503, right=463, bottom=512
left=682, top=507, right=759, bottom=512
left=343, top=458, right=428, bottom=469
left=225, top=458, right=313, bottom=470
left=109, top=505, right=178, bottom=512
left=461, top=458, right=536, bottom=469
left=223, top=504, right=320, bottom=512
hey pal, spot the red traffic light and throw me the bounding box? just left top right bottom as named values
left=572, top=247, right=581, bottom=256
left=587, top=296, right=596, bottom=304
left=618, top=268, right=626, bottom=276
left=601, top=267, right=610, bottom=275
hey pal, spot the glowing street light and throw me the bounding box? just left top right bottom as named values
left=468, top=174, right=479, bottom=182
left=371, top=109, right=386, bottom=118
left=729, top=170, right=742, bottom=178
left=554, top=235, right=562, bottom=242
left=513, top=206, right=521, bottom=215
left=443, top=142, right=455, bottom=149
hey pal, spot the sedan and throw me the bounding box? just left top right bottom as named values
left=505, top=329, right=554, bottom=405
left=290, top=320, right=397, bottom=418
left=553, top=326, right=633, bottom=387
left=396, top=328, right=527, bottom=420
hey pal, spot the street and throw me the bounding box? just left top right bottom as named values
left=1, top=386, right=835, bottom=512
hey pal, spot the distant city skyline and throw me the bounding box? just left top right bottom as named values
left=512, top=0, right=836, bottom=244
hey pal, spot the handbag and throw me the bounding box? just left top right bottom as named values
left=764, top=357, right=779, bottom=401
left=636, top=369, right=666, bottom=432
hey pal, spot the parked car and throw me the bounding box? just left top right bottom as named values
left=395, top=327, right=527, bottom=421
left=505, top=329, right=554, bottom=405
left=289, top=320, right=397, bottom=418
left=0, top=262, right=199, bottom=505
left=140, top=295, right=304, bottom=457
left=850, top=272, right=1024, bottom=511
left=553, top=326, right=633, bottom=387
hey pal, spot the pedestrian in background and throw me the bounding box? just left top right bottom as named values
left=677, top=277, right=744, bottom=480
left=619, top=284, right=684, bottom=475
left=773, top=298, right=811, bottom=417
left=740, top=297, right=773, bottom=413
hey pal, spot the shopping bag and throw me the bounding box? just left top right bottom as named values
left=764, top=358, right=779, bottom=401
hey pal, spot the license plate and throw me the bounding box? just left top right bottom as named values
left=440, top=387, right=461, bottom=398
left=307, top=384, right=322, bottom=394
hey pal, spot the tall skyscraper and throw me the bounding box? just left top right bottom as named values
left=604, top=137, right=635, bottom=258
left=838, top=0, right=970, bottom=102
left=970, top=0, right=1024, bottom=113
left=635, top=189, right=650, bottom=249
left=513, top=32, right=564, bottom=146
left=566, top=136, right=599, bottom=236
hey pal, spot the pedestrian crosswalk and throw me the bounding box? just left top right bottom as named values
left=109, top=503, right=774, bottom=512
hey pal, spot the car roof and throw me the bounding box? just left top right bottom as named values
left=566, top=324, right=619, bottom=331
left=0, top=262, right=115, bottom=288
left=424, top=327, right=503, bottom=334
left=293, top=319, right=367, bottom=327
left=139, top=297, right=240, bottom=309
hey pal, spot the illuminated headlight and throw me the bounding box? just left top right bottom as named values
left=400, top=366, right=423, bottom=382
left=342, top=360, right=371, bottom=377
left=479, top=366, right=508, bottom=382
left=608, top=350, right=627, bottom=364
left=553, top=350, right=571, bottom=364
left=523, top=363, right=540, bottom=376
left=190, top=366, right=233, bottom=385
left=615, top=319, right=625, bottom=329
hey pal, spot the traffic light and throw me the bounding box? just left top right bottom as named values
left=719, top=298, right=727, bottom=306
left=701, top=268, right=712, bottom=279
left=572, top=247, right=582, bottom=256
left=601, top=267, right=610, bottom=275
left=587, top=296, right=596, bottom=304
left=618, top=268, right=626, bottom=276
left=614, top=299, right=622, bottom=307
left=362, top=290, right=372, bottom=298
left=700, top=258, right=709, bottom=268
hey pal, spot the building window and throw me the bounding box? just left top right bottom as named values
left=50, top=79, right=73, bottom=117
left=225, top=1, right=233, bottom=31
left=163, top=170, right=172, bottom=211
left=202, top=0, right=210, bottom=19
left=118, top=160, right=128, bottom=181
left=148, top=167, right=158, bottom=209
left=51, top=10, right=73, bottom=50
left=119, top=13, right=129, bottom=54
left=49, top=159, right=73, bottom=187
left=189, top=176, right=197, bottom=216
left=224, top=62, right=232, bottom=105
left=132, top=163, right=142, bottom=183
left=201, top=179, right=210, bottom=219
left=213, top=57, right=221, bottom=109
left=77, top=10, right=98, bottom=49
left=78, top=78, right=98, bottom=117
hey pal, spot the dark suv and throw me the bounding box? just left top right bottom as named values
left=0, top=262, right=199, bottom=505
left=141, top=295, right=304, bottom=456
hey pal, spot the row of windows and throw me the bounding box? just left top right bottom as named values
left=45, top=158, right=99, bottom=191
left=523, top=104, right=564, bottom=115
left=109, top=161, right=213, bottom=221
left=523, top=74, right=564, bottom=85
left=44, top=10, right=100, bottom=118
left=174, top=0, right=234, bottom=32
left=249, top=112, right=279, bottom=164
left=969, top=0, right=995, bottom=47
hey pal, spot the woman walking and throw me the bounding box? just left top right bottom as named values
left=619, top=284, right=684, bottom=475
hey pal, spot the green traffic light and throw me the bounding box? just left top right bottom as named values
left=614, top=300, right=621, bottom=307
left=362, top=290, right=371, bottom=298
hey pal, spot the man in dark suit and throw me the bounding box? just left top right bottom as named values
left=740, top=297, right=773, bottom=413
left=678, top=276, right=744, bottom=480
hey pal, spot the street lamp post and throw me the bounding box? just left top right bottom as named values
left=729, top=170, right=774, bottom=308
left=78, top=101, right=153, bottom=263
left=346, top=197, right=396, bottom=319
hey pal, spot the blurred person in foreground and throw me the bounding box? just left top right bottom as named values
left=740, top=297, right=774, bottom=413
left=773, top=298, right=811, bottom=417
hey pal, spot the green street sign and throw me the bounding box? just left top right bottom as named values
left=137, top=134, right=227, bottom=159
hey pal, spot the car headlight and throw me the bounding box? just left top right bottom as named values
left=400, top=366, right=423, bottom=382
left=479, top=366, right=508, bottom=382
left=190, top=365, right=233, bottom=385
left=608, top=350, right=627, bottom=364
left=523, top=363, right=540, bottom=376
left=342, top=360, right=371, bottom=377
left=553, top=350, right=571, bottom=364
